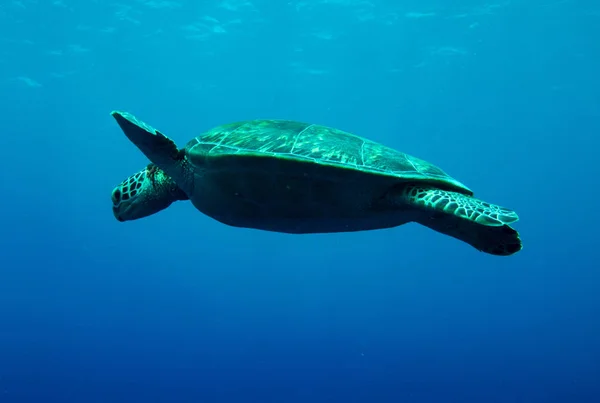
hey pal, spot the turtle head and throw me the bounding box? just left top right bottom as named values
left=111, top=164, right=189, bottom=222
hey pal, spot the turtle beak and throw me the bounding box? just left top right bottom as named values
left=113, top=207, right=124, bottom=222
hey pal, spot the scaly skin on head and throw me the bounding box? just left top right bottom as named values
left=111, top=164, right=189, bottom=222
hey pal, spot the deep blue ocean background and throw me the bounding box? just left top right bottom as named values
left=1, top=1, right=599, bottom=402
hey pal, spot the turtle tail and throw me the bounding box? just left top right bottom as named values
left=400, top=185, right=522, bottom=256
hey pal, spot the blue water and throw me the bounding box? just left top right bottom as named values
left=1, top=1, right=599, bottom=402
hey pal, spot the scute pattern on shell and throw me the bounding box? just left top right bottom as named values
left=186, top=120, right=471, bottom=193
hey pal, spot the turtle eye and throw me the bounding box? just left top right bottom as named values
left=112, top=189, right=121, bottom=204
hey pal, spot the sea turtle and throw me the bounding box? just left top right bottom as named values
left=110, top=111, right=522, bottom=256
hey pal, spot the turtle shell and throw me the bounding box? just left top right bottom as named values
left=184, top=119, right=472, bottom=195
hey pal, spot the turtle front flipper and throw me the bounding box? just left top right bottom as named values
left=400, top=185, right=522, bottom=256
left=111, top=111, right=184, bottom=169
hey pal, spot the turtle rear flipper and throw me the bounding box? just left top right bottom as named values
left=401, top=185, right=522, bottom=256
left=111, top=111, right=183, bottom=167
